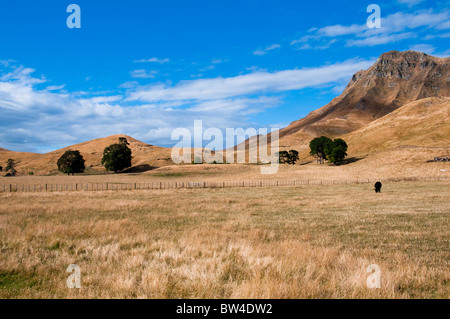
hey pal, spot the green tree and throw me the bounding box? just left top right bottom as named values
left=57, top=150, right=86, bottom=175
left=287, top=150, right=299, bottom=164
left=5, top=159, right=16, bottom=176
left=327, top=138, right=348, bottom=164
left=101, top=138, right=133, bottom=173
left=277, top=151, right=289, bottom=164
left=277, top=150, right=299, bottom=164
left=309, top=136, right=332, bottom=164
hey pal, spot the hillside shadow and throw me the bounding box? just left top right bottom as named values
left=121, top=164, right=158, bottom=174
left=335, top=157, right=365, bottom=166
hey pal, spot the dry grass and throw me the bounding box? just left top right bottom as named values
left=0, top=180, right=449, bottom=298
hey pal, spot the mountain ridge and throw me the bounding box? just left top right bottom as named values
left=278, top=50, right=449, bottom=147
left=279, top=51, right=450, bottom=147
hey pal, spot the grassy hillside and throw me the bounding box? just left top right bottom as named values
left=344, top=97, right=450, bottom=156
left=0, top=135, right=172, bottom=175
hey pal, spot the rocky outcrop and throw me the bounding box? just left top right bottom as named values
left=280, top=50, right=450, bottom=141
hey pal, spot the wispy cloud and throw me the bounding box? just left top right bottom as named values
left=347, top=32, right=416, bottom=47
left=424, top=32, right=450, bottom=40
left=86, top=95, right=123, bottom=103
left=397, top=0, right=424, bottom=7
left=253, top=44, right=281, bottom=56
left=212, top=58, right=229, bottom=64
left=291, top=10, right=450, bottom=49
left=127, top=58, right=373, bottom=102
left=408, top=43, right=435, bottom=54
left=0, top=59, right=17, bottom=67
left=130, top=69, right=158, bottom=79
left=45, top=84, right=66, bottom=91
left=134, top=57, right=170, bottom=64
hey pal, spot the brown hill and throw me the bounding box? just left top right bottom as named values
left=0, top=135, right=172, bottom=175
left=344, top=97, right=450, bottom=156
left=277, top=50, right=450, bottom=149
left=279, top=96, right=449, bottom=162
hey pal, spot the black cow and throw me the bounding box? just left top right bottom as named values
left=374, top=181, right=382, bottom=193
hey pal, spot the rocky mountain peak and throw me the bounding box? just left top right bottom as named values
left=280, top=50, right=450, bottom=140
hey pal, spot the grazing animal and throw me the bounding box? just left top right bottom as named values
left=374, top=181, right=382, bottom=193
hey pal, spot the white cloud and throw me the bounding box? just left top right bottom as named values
left=189, top=96, right=280, bottom=115
left=347, top=32, right=416, bottom=47
left=0, top=59, right=16, bottom=67
left=130, top=69, right=158, bottom=79
left=295, top=43, right=312, bottom=50
left=424, top=32, right=450, bottom=40
left=212, top=58, right=229, bottom=64
left=316, top=24, right=365, bottom=37
left=265, top=44, right=281, bottom=51
left=119, top=81, right=140, bottom=89
left=253, top=50, right=266, bottom=56
left=45, top=84, right=66, bottom=91
left=434, top=48, right=450, bottom=58
left=87, top=95, right=123, bottom=103
left=134, top=57, right=170, bottom=64
left=127, top=58, right=374, bottom=102
left=397, top=0, right=424, bottom=6
left=436, top=19, right=450, bottom=30
left=408, top=44, right=436, bottom=54
left=291, top=10, right=450, bottom=48
left=253, top=43, right=281, bottom=56
left=294, top=40, right=336, bottom=50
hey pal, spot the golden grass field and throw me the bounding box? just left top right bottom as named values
left=0, top=179, right=448, bottom=298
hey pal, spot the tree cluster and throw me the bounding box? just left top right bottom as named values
left=52, top=137, right=133, bottom=176
left=309, top=136, right=348, bottom=164
left=278, top=150, right=299, bottom=164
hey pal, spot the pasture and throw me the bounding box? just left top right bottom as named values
left=0, top=179, right=448, bottom=298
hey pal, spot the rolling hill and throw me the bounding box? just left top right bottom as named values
left=344, top=97, right=450, bottom=156
left=0, top=135, right=172, bottom=175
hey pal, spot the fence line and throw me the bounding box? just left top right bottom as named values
left=0, top=176, right=448, bottom=193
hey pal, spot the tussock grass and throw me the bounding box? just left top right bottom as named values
left=0, top=181, right=448, bottom=298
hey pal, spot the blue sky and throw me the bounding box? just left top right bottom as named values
left=0, top=0, right=449, bottom=152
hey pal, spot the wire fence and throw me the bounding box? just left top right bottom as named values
left=0, top=176, right=448, bottom=193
